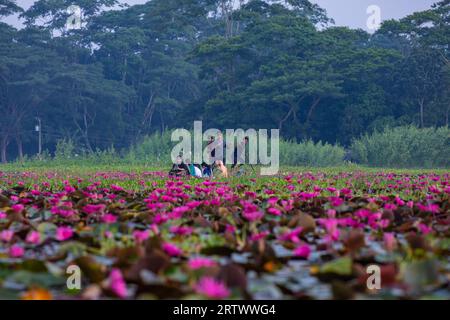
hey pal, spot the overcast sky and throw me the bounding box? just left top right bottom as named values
left=2, top=0, right=438, bottom=31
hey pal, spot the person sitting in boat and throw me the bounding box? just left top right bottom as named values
left=169, top=155, right=190, bottom=177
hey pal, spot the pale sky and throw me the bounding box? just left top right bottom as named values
left=1, top=0, right=438, bottom=31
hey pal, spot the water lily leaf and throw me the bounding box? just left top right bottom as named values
left=7, top=270, right=65, bottom=287
left=218, top=264, right=247, bottom=291
left=58, top=241, right=87, bottom=257
left=73, top=256, right=107, bottom=283
left=400, top=259, right=441, bottom=293
left=19, top=260, right=48, bottom=273
left=37, top=222, right=57, bottom=234
left=319, top=257, right=352, bottom=276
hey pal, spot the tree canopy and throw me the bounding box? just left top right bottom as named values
left=0, top=0, right=448, bottom=162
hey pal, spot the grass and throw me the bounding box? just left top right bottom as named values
left=1, top=162, right=448, bottom=175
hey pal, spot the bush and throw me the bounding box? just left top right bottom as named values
left=279, top=139, right=345, bottom=167
left=125, top=131, right=174, bottom=165
left=350, top=126, right=450, bottom=168
left=127, top=134, right=347, bottom=167
left=54, top=139, right=76, bottom=161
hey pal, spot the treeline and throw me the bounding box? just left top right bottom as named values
left=0, top=0, right=449, bottom=163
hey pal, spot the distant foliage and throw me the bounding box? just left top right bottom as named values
left=54, top=139, right=76, bottom=161
left=351, top=126, right=450, bottom=168
left=280, top=140, right=345, bottom=167
left=125, top=131, right=174, bottom=165
left=47, top=139, right=120, bottom=166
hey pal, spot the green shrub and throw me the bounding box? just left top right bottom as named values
left=350, top=126, right=450, bottom=168
left=54, top=139, right=76, bottom=161
left=279, top=139, right=345, bottom=167
left=125, top=131, right=174, bottom=165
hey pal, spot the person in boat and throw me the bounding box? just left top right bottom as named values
left=169, top=155, right=190, bottom=177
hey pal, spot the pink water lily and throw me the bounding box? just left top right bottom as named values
left=133, top=230, right=150, bottom=243
left=109, top=268, right=128, bottom=299
left=383, top=233, right=397, bottom=252
left=9, top=244, right=25, bottom=258
left=329, top=197, right=344, bottom=207
left=242, top=210, right=264, bottom=221
left=0, top=169, right=447, bottom=301
left=102, top=213, right=118, bottom=224
left=169, top=225, right=193, bottom=236
left=384, top=203, right=397, bottom=211
left=111, top=185, right=124, bottom=192
left=319, top=218, right=340, bottom=242
left=1, top=230, right=14, bottom=242
left=250, top=231, right=269, bottom=241
left=188, top=257, right=217, bottom=270
left=26, top=231, right=41, bottom=244
left=83, top=204, right=106, bottom=215
left=162, top=242, right=183, bottom=257
left=11, top=204, right=24, bottom=213
left=417, top=203, right=440, bottom=213
left=294, top=244, right=311, bottom=259
left=51, top=205, right=76, bottom=217
left=281, top=200, right=294, bottom=211
left=267, top=207, right=282, bottom=216
left=267, top=197, right=279, bottom=206
left=195, top=277, right=230, bottom=299
left=418, top=223, right=432, bottom=235
left=225, top=224, right=236, bottom=233
left=279, top=227, right=303, bottom=244
left=56, top=226, right=74, bottom=241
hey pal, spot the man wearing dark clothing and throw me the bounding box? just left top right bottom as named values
left=169, top=156, right=190, bottom=177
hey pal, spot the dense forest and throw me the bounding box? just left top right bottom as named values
left=0, top=0, right=449, bottom=163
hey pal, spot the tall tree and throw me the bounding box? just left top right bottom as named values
left=0, top=0, right=22, bottom=17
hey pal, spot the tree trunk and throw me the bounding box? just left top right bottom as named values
left=142, top=93, right=156, bottom=130
left=305, top=97, right=321, bottom=125
left=122, top=57, right=128, bottom=83
left=16, top=136, right=23, bottom=162
left=419, top=98, right=425, bottom=128
left=83, top=106, right=94, bottom=153
left=1, top=136, right=8, bottom=163
left=278, top=107, right=294, bottom=131
left=446, top=106, right=449, bottom=127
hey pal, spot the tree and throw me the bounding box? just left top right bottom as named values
left=21, top=0, right=120, bottom=32
left=0, top=0, right=22, bottom=17
left=0, top=25, right=58, bottom=162
left=376, top=1, right=449, bottom=128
